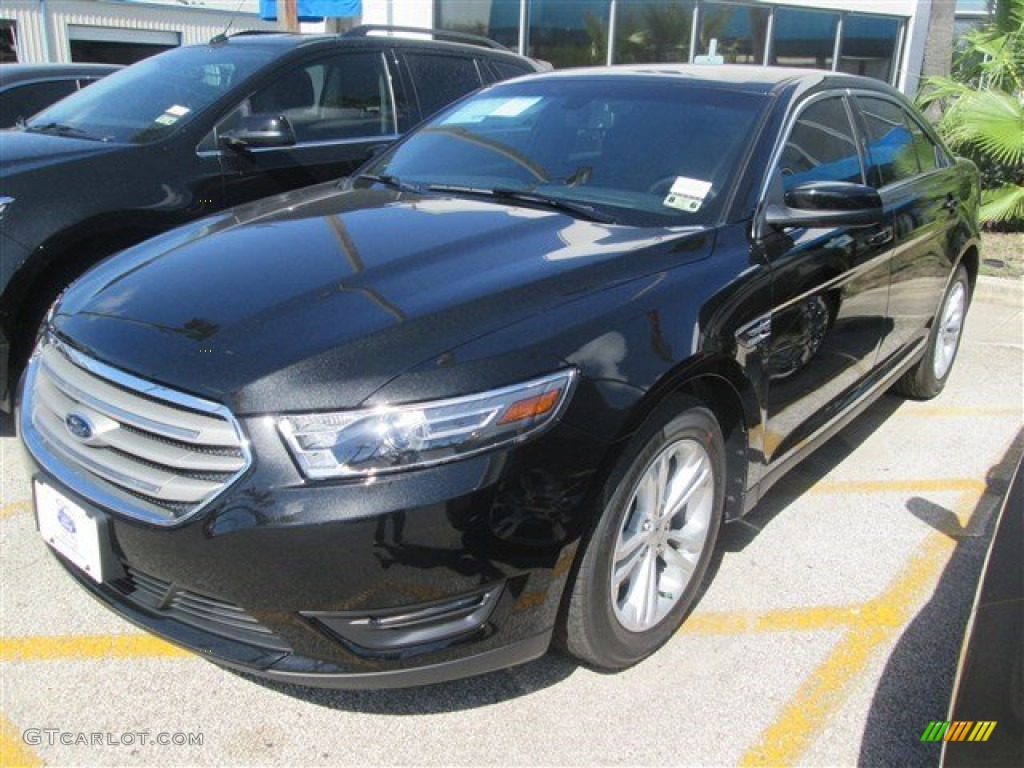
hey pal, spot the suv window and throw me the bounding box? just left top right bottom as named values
left=486, top=60, right=536, bottom=83
left=856, top=96, right=922, bottom=187
left=24, top=45, right=277, bottom=143
left=778, top=96, right=863, bottom=190
left=403, top=52, right=484, bottom=119
left=0, top=80, right=79, bottom=126
left=232, top=52, right=399, bottom=143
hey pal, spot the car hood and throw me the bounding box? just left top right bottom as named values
left=54, top=183, right=712, bottom=413
left=0, top=129, right=125, bottom=176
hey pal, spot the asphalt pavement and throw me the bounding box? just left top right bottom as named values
left=1, top=278, right=1021, bottom=767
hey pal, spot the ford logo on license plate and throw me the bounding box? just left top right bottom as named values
left=57, top=507, right=77, bottom=535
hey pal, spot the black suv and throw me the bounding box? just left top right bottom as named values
left=0, top=27, right=546, bottom=408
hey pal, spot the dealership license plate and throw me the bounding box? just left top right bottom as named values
left=35, top=481, right=107, bottom=584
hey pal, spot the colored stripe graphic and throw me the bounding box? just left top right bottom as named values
left=947, top=721, right=973, bottom=741
left=921, top=721, right=949, bottom=742
left=968, top=722, right=997, bottom=742
left=920, top=721, right=997, bottom=742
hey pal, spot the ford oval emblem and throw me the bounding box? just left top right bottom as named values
left=57, top=507, right=76, bottom=535
left=65, top=413, right=94, bottom=441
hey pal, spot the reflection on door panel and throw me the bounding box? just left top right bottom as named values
left=858, top=95, right=956, bottom=367
left=764, top=95, right=891, bottom=461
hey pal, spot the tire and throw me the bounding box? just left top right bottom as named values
left=895, top=264, right=970, bottom=400
left=561, top=398, right=725, bottom=670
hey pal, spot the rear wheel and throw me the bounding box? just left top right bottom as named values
left=561, top=399, right=724, bottom=669
left=895, top=264, right=970, bottom=399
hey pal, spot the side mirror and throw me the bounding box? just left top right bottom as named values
left=764, top=181, right=883, bottom=229
left=218, top=114, right=296, bottom=151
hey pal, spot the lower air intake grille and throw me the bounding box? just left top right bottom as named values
left=114, top=567, right=289, bottom=652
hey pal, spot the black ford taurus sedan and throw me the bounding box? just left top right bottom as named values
left=20, top=65, right=980, bottom=688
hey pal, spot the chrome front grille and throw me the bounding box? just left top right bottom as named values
left=22, top=335, right=251, bottom=526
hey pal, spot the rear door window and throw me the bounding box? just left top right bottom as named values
left=402, top=52, right=484, bottom=119
left=856, top=96, right=922, bottom=188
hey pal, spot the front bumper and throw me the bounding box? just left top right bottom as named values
left=22, top=421, right=603, bottom=687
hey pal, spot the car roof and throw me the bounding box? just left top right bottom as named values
left=516, top=64, right=900, bottom=98
left=0, top=63, right=122, bottom=87
left=213, top=29, right=535, bottom=63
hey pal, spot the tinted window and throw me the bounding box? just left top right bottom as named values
left=370, top=78, right=767, bottom=227
left=838, top=14, right=903, bottom=84
left=24, top=44, right=277, bottom=143
left=0, top=80, right=78, bottom=127
left=779, top=97, right=862, bottom=189
left=488, top=60, right=536, bottom=82
left=697, top=2, right=769, bottom=64
left=907, top=114, right=941, bottom=173
left=404, top=53, right=483, bottom=119
left=857, top=96, right=919, bottom=187
left=770, top=8, right=839, bottom=70
left=238, top=52, right=397, bottom=142
left=613, top=0, right=696, bottom=64
left=529, top=0, right=612, bottom=67
left=436, top=0, right=521, bottom=50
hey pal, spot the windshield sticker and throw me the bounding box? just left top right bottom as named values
left=154, top=114, right=179, bottom=126
left=442, top=97, right=541, bottom=124
left=663, top=176, right=712, bottom=213
left=166, top=105, right=191, bottom=117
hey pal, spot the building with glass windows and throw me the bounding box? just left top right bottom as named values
left=356, top=0, right=981, bottom=95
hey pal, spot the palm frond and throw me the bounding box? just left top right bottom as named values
left=951, top=90, right=1024, bottom=165
left=980, top=184, right=1024, bottom=224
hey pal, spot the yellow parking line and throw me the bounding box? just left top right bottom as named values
left=681, top=605, right=863, bottom=636
left=897, top=405, right=1022, bottom=418
left=0, top=500, right=29, bottom=519
left=0, top=711, right=42, bottom=767
left=0, top=634, right=188, bottom=662
left=738, top=488, right=980, bottom=766
left=810, top=478, right=985, bottom=496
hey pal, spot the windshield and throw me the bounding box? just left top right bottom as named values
left=367, top=78, right=768, bottom=227
left=24, top=44, right=277, bottom=144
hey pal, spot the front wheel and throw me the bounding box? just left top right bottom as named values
left=560, top=399, right=724, bottom=670
left=895, top=264, right=970, bottom=399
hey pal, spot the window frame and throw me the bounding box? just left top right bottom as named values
left=207, top=49, right=402, bottom=154
left=758, top=90, right=869, bottom=212
left=848, top=90, right=953, bottom=192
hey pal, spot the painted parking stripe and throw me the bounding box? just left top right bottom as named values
left=0, top=634, right=188, bottom=662
left=0, top=501, right=29, bottom=519
left=0, top=711, right=42, bottom=768
left=810, top=478, right=985, bottom=496
left=895, top=405, right=1021, bottom=418
left=738, top=487, right=984, bottom=766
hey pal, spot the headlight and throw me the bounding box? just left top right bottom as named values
left=278, top=369, right=578, bottom=479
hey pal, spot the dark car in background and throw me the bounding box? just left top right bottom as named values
left=20, top=65, right=980, bottom=688
left=0, top=27, right=546, bottom=408
left=0, top=63, right=121, bottom=128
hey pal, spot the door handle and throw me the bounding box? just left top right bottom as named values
left=866, top=226, right=894, bottom=247
left=943, top=196, right=959, bottom=214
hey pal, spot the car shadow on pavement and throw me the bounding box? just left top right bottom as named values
left=1, top=408, right=15, bottom=437
left=857, top=429, right=1024, bottom=767
left=226, top=651, right=578, bottom=714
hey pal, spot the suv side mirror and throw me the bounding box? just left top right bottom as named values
left=764, top=181, right=883, bottom=229
left=219, top=115, right=296, bottom=151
